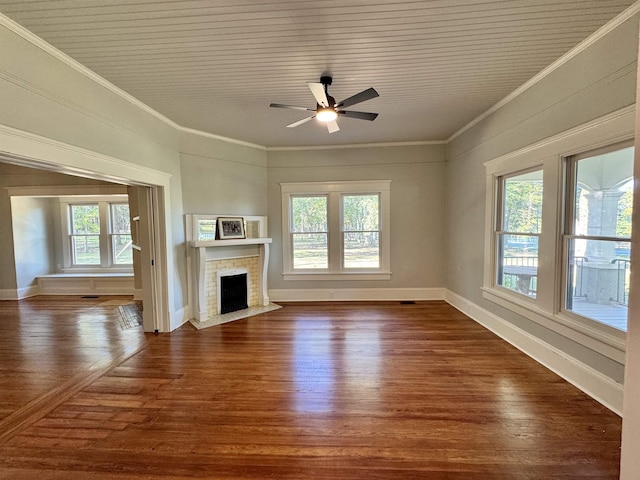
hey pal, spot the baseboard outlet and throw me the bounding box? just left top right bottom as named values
left=444, top=289, right=623, bottom=415
left=36, top=274, right=134, bottom=296
left=268, top=287, right=445, bottom=302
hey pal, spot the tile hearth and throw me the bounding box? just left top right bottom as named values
left=189, top=303, right=281, bottom=330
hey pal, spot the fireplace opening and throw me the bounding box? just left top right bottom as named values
left=219, top=273, right=248, bottom=314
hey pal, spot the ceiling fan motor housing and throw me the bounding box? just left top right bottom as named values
left=318, top=95, right=336, bottom=109
left=320, top=75, right=333, bottom=86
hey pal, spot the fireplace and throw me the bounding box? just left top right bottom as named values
left=217, top=269, right=249, bottom=314
left=187, top=215, right=273, bottom=324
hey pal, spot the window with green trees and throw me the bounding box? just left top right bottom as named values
left=70, top=204, right=101, bottom=265
left=64, top=198, right=132, bottom=270
left=281, top=181, right=390, bottom=279
left=343, top=194, right=380, bottom=269
left=496, top=169, right=543, bottom=298
left=291, top=196, right=328, bottom=269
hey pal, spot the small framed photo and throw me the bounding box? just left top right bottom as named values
left=217, top=217, right=245, bottom=240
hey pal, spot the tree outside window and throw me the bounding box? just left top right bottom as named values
left=291, top=196, right=328, bottom=269
left=496, top=169, right=543, bottom=298
left=111, top=204, right=132, bottom=264
left=70, top=204, right=101, bottom=265
left=343, top=194, right=380, bottom=269
left=281, top=181, right=390, bottom=279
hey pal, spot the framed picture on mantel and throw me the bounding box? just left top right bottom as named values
left=217, top=217, right=246, bottom=240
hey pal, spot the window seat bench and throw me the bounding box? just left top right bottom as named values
left=36, top=273, right=134, bottom=296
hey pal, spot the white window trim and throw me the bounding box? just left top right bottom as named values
left=60, top=195, right=133, bottom=273
left=281, top=180, right=391, bottom=281
left=483, top=106, right=634, bottom=363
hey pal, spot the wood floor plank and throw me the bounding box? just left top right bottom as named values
left=0, top=299, right=622, bottom=479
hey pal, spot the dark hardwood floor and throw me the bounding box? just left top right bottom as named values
left=0, top=297, right=622, bottom=479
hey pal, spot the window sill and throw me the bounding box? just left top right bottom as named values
left=481, top=287, right=626, bottom=363
left=44, top=272, right=134, bottom=278
left=284, top=271, right=392, bottom=281
left=58, top=268, right=134, bottom=275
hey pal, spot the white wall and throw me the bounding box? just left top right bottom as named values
left=267, top=144, right=447, bottom=296
left=446, top=15, right=639, bottom=386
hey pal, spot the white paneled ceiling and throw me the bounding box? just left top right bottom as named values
left=0, top=0, right=636, bottom=147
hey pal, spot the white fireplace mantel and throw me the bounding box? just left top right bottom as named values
left=191, top=238, right=272, bottom=322
left=191, top=238, right=272, bottom=248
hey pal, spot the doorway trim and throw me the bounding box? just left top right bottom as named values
left=0, top=123, right=174, bottom=332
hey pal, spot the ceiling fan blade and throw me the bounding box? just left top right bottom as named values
left=270, top=103, right=314, bottom=112
left=338, top=110, right=378, bottom=121
left=326, top=120, right=340, bottom=133
left=335, top=87, right=379, bottom=109
left=286, top=116, right=315, bottom=128
left=308, top=82, right=329, bottom=107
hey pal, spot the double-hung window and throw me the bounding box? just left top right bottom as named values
left=563, top=143, right=633, bottom=331
left=291, top=195, right=329, bottom=269
left=281, top=181, right=390, bottom=280
left=483, top=108, right=634, bottom=362
left=62, top=196, right=132, bottom=271
left=495, top=169, right=543, bottom=298
left=69, top=204, right=101, bottom=265
left=110, top=203, right=133, bottom=265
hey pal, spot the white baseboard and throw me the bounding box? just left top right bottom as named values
left=133, top=288, right=144, bottom=301
left=0, top=285, right=40, bottom=300
left=444, top=289, right=623, bottom=415
left=268, top=287, right=445, bottom=302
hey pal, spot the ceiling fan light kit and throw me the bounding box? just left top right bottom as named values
left=270, top=76, right=379, bottom=133
left=316, top=108, right=338, bottom=122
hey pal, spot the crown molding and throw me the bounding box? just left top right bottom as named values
left=3, top=1, right=639, bottom=151
left=266, top=140, right=445, bottom=151
left=447, top=1, right=640, bottom=143
left=0, top=12, right=267, bottom=151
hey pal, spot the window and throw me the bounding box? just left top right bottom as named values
left=111, top=203, right=133, bottom=265
left=291, top=196, right=328, bottom=269
left=70, top=204, right=101, bottom=265
left=343, top=194, right=380, bottom=269
left=483, top=108, right=634, bottom=362
left=563, top=144, right=633, bottom=331
left=281, top=181, right=390, bottom=280
left=495, top=169, right=543, bottom=298
left=62, top=197, right=132, bottom=271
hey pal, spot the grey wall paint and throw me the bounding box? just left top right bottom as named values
left=0, top=163, right=111, bottom=291
left=0, top=26, right=187, bottom=312
left=445, top=16, right=639, bottom=382
left=179, top=132, right=268, bottom=215
left=0, top=4, right=637, bottom=380
left=0, top=187, right=17, bottom=291
left=11, top=196, right=56, bottom=289
left=267, top=144, right=447, bottom=291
